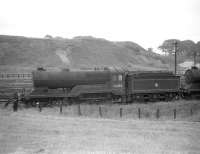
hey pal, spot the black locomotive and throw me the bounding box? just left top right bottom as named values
left=28, top=69, right=124, bottom=105
left=125, top=71, right=180, bottom=102
left=23, top=66, right=200, bottom=106
left=181, top=66, right=200, bottom=98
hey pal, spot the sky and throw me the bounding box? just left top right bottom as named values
left=0, top=0, right=200, bottom=53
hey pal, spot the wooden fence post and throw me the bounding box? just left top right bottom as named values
left=190, top=108, right=193, bottom=116
left=78, top=104, right=82, bottom=116
left=173, top=109, right=176, bottom=119
left=156, top=109, right=160, bottom=119
left=39, top=103, right=42, bottom=112
left=60, top=100, right=63, bottom=114
left=120, top=108, right=122, bottom=118
left=138, top=108, right=141, bottom=119
left=99, top=106, right=102, bottom=117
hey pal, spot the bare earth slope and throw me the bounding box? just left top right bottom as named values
left=0, top=108, right=200, bottom=154
left=0, top=35, right=167, bottom=72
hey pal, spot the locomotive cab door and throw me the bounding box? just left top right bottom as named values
left=111, top=73, right=123, bottom=88
left=109, top=72, right=124, bottom=102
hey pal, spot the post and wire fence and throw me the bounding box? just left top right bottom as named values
left=4, top=98, right=198, bottom=120
left=52, top=105, right=197, bottom=120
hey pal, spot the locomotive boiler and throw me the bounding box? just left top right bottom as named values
left=28, top=69, right=124, bottom=104
left=32, top=70, right=111, bottom=89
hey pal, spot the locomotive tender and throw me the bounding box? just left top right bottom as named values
left=125, top=71, right=180, bottom=102
left=26, top=67, right=192, bottom=105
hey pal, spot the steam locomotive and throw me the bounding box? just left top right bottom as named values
left=23, top=66, right=200, bottom=106
left=181, top=66, right=200, bottom=98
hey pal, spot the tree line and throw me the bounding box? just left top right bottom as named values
left=159, top=39, right=200, bottom=65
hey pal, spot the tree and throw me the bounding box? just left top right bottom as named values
left=159, top=39, right=199, bottom=66
left=181, top=40, right=198, bottom=65
left=147, top=48, right=153, bottom=52
left=44, top=35, right=53, bottom=39
left=158, top=39, right=181, bottom=55
left=195, top=42, right=200, bottom=64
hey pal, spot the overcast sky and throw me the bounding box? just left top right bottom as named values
left=0, top=0, right=200, bottom=52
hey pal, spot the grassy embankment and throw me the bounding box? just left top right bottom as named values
left=0, top=102, right=200, bottom=154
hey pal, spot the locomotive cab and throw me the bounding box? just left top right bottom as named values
left=111, top=73, right=123, bottom=88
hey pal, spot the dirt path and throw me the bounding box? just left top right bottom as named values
left=0, top=108, right=200, bottom=154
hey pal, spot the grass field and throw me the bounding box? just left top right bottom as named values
left=0, top=100, right=200, bottom=154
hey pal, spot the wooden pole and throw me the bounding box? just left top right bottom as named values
left=138, top=108, right=141, bottom=119
left=120, top=108, right=123, bottom=118
left=190, top=108, right=193, bottom=116
left=174, top=41, right=178, bottom=75
left=39, top=102, right=42, bottom=112
left=78, top=104, right=82, bottom=116
left=173, top=109, right=176, bottom=119
left=156, top=109, right=160, bottom=119
left=99, top=106, right=102, bottom=117
left=60, top=100, right=63, bottom=114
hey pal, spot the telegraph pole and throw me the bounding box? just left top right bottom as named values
left=174, top=41, right=178, bottom=75
left=193, top=52, right=197, bottom=67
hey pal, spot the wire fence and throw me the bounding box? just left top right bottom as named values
left=22, top=102, right=200, bottom=121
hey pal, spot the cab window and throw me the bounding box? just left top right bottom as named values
left=118, top=74, right=122, bottom=81
left=112, top=74, right=122, bottom=81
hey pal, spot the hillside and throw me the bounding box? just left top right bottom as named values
left=0, top=35, right=168, bottom=72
